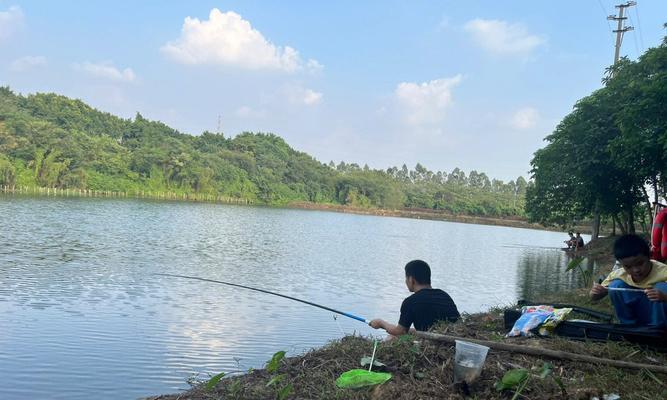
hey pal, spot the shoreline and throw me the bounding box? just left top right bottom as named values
left=146, top=237, right=667, bottom=400
left=286, top=201, right=549, bottom=231
left=1, top=187, right=570, bottom=233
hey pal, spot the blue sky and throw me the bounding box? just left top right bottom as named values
left=1, top=1, right=666, bottom=181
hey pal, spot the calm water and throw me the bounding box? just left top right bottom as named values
left=0, top=196, right=594, bottom=399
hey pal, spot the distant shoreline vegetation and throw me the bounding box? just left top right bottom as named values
left=0, top=87, right=526, bottom=218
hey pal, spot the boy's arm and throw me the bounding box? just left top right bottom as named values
left=369, top=319, right=409, bottom=336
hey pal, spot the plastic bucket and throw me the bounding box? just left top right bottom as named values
left=453, top=340, right=490, bottom=383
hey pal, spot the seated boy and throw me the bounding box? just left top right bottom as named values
left=369, top=259, right=460, bottom=337
left=590, top=234, right=667, bottom=327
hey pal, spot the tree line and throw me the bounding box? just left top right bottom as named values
left=526, top=34, right=667, bottom=237
left=0, top=87, right=526, bottom=217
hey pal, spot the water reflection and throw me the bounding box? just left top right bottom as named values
left=515, top=249, right=598, bottom=301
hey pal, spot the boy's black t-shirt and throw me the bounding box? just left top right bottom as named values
left=398, top=288, right=460, bottom=331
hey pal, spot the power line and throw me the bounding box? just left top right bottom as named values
left=597, top=0, right=613, bottom=33
left=634, top=2, right=645, bottom=50
left=627, top=12, right=641, bottom=58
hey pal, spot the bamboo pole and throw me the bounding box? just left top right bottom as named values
left=413, top=331, right=667, bottom=374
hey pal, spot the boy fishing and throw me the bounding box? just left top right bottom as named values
left=369, top=260, right=460, bottom=336
left=590, top=234, right=667, bottom=327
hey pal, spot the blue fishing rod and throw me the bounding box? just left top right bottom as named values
left=156, top=273, right=370, bottom=324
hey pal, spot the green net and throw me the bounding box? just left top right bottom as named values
left=335, top=369, right=392, bottom=389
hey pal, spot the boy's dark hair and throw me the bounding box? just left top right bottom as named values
left=613, top=234, right=650, bottom=260
left=405, top=259, right=431, bottom=284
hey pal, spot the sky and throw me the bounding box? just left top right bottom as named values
left=1, top=1, right=666, bottom=181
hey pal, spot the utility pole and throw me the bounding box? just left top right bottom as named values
left=217, top=114, right=222, bottom=134
left=603, top=2, right=637, bottom=237
left=608, top=1, right=635, bottom=65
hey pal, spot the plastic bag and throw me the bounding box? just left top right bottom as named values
left=538, top=307, right=572, bottom=336
left=335, top=369, right=392, bottom=388
left=506, top=305, right=554, bottom=337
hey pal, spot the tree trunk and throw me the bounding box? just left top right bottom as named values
left=641, top=186, right=653, bottom=229
left=591, top=200, right=601, bottom=240
left=628, top=207, right=636, bottom=234
left=613, top=213, right=627, bottom=235
left=612, top=217, right=616, bottom=236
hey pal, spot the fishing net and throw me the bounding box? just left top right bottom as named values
left=335, top=369, right=392, bottom=388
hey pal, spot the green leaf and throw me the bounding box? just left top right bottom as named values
left=266, top=351, right=286, bottom=374
left=266, top=374, right=285, bottom=387
left=495, top=369, right=529, bottom=391
left=276, top=383, right=293, bottom=400
left=360, top=357, right=386, bottom=368
left=566, top=257, right=584, bottom=272
left=205, top=372, right=225, bottom=391
left=539, top=362, right=553, bottom=379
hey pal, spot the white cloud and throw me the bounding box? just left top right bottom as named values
left=74, top=61, right=136, bottom=82
left=510, top=107, right=540, bottom=129
left=302, top=89, right=322, bottom=105
left=10, top=55, right=46, bottom=71
left=0, top=6, right=24, bottom=42
left=162, top=9, right=321, bottom=73
left=306, top=59, right=324, bottom=74
left=395, top=75, right=462, bottom=126
left=464, top=19, right=545, bottom=55
left=281, top=85, right=323, bottom=106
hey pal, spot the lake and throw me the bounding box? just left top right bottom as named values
left=0, top=196, right=594, bottom=399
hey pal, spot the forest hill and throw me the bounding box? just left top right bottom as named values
left=0, top=88, right=526, bottom=218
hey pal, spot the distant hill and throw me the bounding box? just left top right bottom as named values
left=0, top=87, right=526, bottom=216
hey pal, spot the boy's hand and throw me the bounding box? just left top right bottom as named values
left=369, top=319, right=384, bottom=329
left=590, top=283, right=608, bottom=298
left=645, top=288, right=666, bottom=302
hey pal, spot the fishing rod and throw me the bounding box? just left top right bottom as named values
left=155, top=273, right=370, bottom=324
left=606, top=287, right=646, bottom=293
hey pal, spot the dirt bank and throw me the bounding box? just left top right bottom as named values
left=288, top=201, right=551, bottom=231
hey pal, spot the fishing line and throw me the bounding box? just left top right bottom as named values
left=156, top=273, right=370, bottom=324
left=333, top=314, right=346, bottom=336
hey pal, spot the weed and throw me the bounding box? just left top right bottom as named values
left=205, top=372, right=225, bottom=391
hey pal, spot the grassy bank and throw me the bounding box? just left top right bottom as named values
left=3, top=185, right=605, bottom=234
left=2, top=186, right=541, bottom=231
left=145, top=237, right=666, bottom=400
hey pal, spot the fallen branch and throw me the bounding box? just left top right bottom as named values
left=413, top=331, right=667, bottom=374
